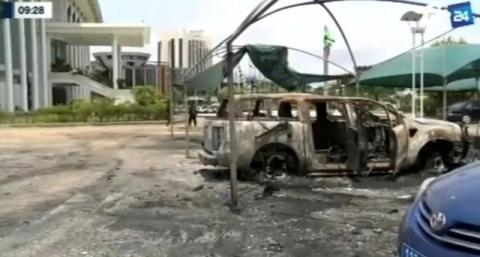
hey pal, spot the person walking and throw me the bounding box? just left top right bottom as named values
left=188, top=103, right=197, bottom=127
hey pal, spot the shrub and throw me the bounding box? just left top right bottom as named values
left=91, top=99, right=115, bottom=122
left=35, top=105, right=74, bottom=123
left=71, top=100, right=93, bottom=122
left=0, top=110, right=9, bottom=122
left=1, top=97, right=168, bottom=124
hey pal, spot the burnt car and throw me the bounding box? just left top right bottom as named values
left=199, top=94, right=469, bottom=178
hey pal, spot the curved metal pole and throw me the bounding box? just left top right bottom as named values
left=183, top=45, right=243, bottom=81
left=230, top=1, right=281, bottom=44
left=233, top=0, right=274, bottom=39
left=255, top=1, right=317, bottom=22
left=225, top=0, right=281, bottom=210
left=287, top=46, right=354, bottom=75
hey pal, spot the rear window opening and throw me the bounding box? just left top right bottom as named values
left=216, top=98, right=299, bottom=121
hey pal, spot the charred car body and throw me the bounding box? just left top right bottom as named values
left=199, top=94, right=469, bottom=177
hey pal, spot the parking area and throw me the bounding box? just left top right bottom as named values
left=0, top=124, right=471, bottom=257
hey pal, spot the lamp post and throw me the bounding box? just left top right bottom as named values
left=401, top=10, right=432, bottom=118
left=401, top=11, right=423, bottom=118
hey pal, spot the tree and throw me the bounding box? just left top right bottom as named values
left=133, top=86, right=163, bottom=106
left=431, top=36, right=467, bottom=47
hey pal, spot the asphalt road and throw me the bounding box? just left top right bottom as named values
left=0, top=124, right=438, bottom=257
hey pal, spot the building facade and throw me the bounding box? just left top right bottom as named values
left=0, top=0, right=150, bottom=112
left=158, top=29, right=213, bottom=87
left=92, top=52, right=157, bottom=89
left=0, top=0, right=100, bottom=112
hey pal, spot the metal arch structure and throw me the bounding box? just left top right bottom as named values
left=183, top=44, right=354, bottom=82
left=192, top=0, right=480, bottom=209
left=254, top=0, right=361, bottom=92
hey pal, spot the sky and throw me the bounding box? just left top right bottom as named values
left=94, top=0, right=480, bottom=75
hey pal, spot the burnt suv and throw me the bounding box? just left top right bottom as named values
left=199, top=94, right=469, bottom=177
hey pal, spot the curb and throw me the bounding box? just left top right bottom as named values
left=0, top=120, right=186, bottom=128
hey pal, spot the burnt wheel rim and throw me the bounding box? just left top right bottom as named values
left=265, top=154, right=288, bottom=178
left=430, top=156, right=446, bottom=174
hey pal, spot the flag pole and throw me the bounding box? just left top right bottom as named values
left=323, top=26, right=334, bottom=96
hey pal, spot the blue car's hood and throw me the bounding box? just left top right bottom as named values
left=425, top=162, right=480, bottom=226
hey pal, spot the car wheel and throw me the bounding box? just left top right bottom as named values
left=254, top=150, right=298, bottom=180
left=422, top=150, right=447, bottom=175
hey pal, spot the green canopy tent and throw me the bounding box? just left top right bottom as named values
left=243, top=44, right=347, bottom=91
left=359, top=45, right=480, bottom=87
left=358, top=44, right=480, bottom=119
left=184, top=44, right=348, bottom=93
left=425, top=78, right=480, bottom=92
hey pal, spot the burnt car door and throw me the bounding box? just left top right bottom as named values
left=351, top=101, right=407, bottom=174
left=307, top=100, right=354, bottom=173
left=344, top=102, right=368, bottom=174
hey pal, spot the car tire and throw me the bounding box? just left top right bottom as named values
left=248, top=150, right=299, bottom=181
left=422, top=150, right=447, bottom=175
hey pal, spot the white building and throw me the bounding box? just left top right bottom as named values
left=158, top=29, right=213, bottom=78
left=92, top=52, right=157, bottom=89
left=0, top=0, right=150, bottom=112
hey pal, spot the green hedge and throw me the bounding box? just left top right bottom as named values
left=0, top=99, right=167, bottom=124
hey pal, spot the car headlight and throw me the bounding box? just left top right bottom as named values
left=463, top=115, right=472, bottom=124
left=415, top=177, right=436, bottom=201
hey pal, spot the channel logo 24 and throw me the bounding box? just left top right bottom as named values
left=448, top=1, right=475, bottom=28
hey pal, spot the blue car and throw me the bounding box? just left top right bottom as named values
left=398, top=162, right=480, bottom=257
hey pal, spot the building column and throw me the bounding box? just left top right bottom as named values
left=30, top=19, right=40, bottom=110
left=112, top=35, right=119, bottom=89
left=132, top=67, right=136, bottom=88
left=83, top=47, right=87, bottom=67
left=117, top=44, right=122, bottom=87
left=71, top=86, right=76, bottom=100
left=18, top=2, right=28, bottom=111
left=154, top=65, right=159, bottom=89
left=65, top=86, right=71, bottom=102
left=79, top=47, right=83, bottom=68
left=75, top=46, right=79, bottom=69
left=77, top=47, right=81, bottom=68
left=86, top=47, right=90, bottom=66
left=80, top=47, right=85, bottom=68
left=2, top=1, right=14, bottom=112
left=66, top=47, right=71, bottom=66
left=69, top=46, right=74, bottom=68
left=40, top=19, right=49, bottom=107
left=47, top=36, right=52, bottom=105
left=85, top=88, right=91, bottom=101
left=143, top=67, right=147, bottom=86
left=78, top=86, right=82, bottom=99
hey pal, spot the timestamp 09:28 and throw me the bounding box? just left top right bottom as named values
left=17, top=5, right=45, bottom=15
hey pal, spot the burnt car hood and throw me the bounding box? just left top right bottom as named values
left=409, top=117, right=460, bottom=130
left=424, top=162, right=480, bottom=226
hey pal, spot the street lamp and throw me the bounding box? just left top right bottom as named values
left=401, top=10, right=433, bottom=118
left=401, top=11, right=422, bottom=118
